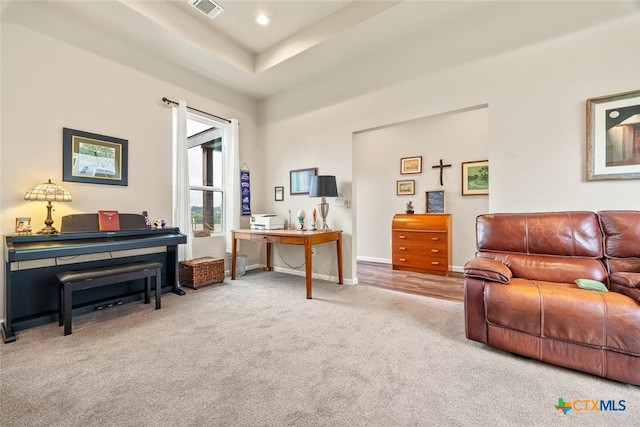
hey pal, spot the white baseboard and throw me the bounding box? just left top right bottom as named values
left=356, top=257, right=464, bottom=273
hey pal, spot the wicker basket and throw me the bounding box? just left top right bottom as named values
left=179, top=257, right=225, bottom=289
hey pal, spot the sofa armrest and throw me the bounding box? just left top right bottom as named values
left=610, top=272, right=640, bottom=289
left=610, top=272, right=640, bottom=304
left=463, top=258, right=513, bottom=284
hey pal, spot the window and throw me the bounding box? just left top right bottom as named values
left=187, top=115, right=224, bottom=238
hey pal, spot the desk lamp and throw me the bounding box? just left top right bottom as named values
left=24, top=179, right=72, bottom=234
left=309, top=175, right=338, bottom=231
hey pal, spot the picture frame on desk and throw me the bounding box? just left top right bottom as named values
left=63, top=128, right=128, bottom=186
left=15, top=217, right=32, bottom=234
left=586, top=89, right=640, bottom=180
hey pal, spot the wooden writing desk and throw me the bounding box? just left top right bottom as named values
left=231, top=229, right=343, bottom=299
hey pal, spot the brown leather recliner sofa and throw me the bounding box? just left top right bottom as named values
left=464, top=211, right=640, bottom=385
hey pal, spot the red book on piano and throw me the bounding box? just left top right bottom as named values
left=98, top=210, right=120, bottom=231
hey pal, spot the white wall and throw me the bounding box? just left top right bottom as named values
left=259, top=13, right=640, bottom=282
left=354, top=107, right=489, bottom=271
left=0, top=21, right=260, bottom=321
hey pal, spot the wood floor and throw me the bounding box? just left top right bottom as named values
left=357, top=261, right=464, bottom=302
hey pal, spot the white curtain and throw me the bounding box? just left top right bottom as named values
left=224, top=118, right=240, bottom=254
left=172, top=100, right=193, bottom=262
left=173, top=101, right=239, bottom=258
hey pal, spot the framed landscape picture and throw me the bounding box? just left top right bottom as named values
left=397, top=180, right=415, bottom=195
left=400, top=156, right=422, bottom=174
left=586, top=89, right=640, bottom=180
left=63, top=128, right=128, bottom=186
left=462, top=160, right=489, bottom=195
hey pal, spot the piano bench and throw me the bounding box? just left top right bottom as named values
left=55, top=261, right=163, bottom=336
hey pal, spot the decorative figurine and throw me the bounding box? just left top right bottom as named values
left=310, top=208, right=317, bottom=231
left=288, top=210, right=294, bottom=230
left=406, top=201, right=414, bottom=214
left=297, top=209, right=306, bottom=230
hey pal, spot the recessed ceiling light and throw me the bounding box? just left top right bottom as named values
left=256, top=14, right=270, bottom=26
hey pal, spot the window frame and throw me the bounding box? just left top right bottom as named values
left=186, top=114, right=225, bottom=238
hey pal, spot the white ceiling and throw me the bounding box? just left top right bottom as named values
left=4, top=1, right=640, bottom=100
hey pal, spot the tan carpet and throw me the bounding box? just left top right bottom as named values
left=1, top=270, right=638, bottom=426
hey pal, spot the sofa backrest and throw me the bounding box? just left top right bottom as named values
left=476, top=212, right=608, bottom=283
left=599, top=210, right=640, bottom=273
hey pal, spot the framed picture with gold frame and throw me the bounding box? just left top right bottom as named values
left=400, top=156, right=422, bottom=174
left=397, top=180, right=415, bottom=195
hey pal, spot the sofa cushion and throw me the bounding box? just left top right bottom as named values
left=599, top=210, right=640, bottom=259
left=478, top=252, right=608, bottom=284
left=485, top=279, right=640, bottom=355
left=476, top=212, right=603, bottom=258
left=599, top=211, right=640, bottom=274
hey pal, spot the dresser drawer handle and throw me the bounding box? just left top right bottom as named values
left=431, top=261, right=439, bottom=265
left=398, top=235, right=406, bottom=239
left=430, top=237, right=439, bottom=241
left=399, top=258, right=406, bottom=262
left=431, top=249, right=439, bottom=253
left=399, top=247, right=406, bottom=251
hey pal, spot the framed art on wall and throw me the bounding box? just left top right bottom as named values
left=400, top=156, right=422, bottom=174
left=462, top=160, right=489, bottom=195
left=63, top=128, right=128, bottom=186
left=586, top=89, right=640, bottom=180
left=397, top=180, right=415, bottom=195
left=290, top=167, right=317, bottom=195
left=275, top=186, right=284, bottom=201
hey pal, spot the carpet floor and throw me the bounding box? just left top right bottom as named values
left=1, top=270, right=638, bottom=426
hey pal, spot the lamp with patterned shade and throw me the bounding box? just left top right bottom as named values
left=309, top=175, right=338, bottom=231
left=24, top=179, right=72, bottom=234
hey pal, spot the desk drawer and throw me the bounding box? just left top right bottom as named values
left=249, top=234, right=282, bottom=243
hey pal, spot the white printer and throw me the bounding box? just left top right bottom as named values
left=250, top=214, right=285, bottom=230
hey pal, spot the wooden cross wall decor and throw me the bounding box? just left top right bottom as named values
left=432, top=159, right=452, bottom=186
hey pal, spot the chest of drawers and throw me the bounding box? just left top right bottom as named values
left=392, top=214, right=452, bottom=276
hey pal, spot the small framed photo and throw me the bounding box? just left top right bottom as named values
left=397, top=180, right=415, bottom=195
left=426, top=191, right=446, bottom=213
left=275, top=186, right=284, bottom=201
left=587, top=89, right=640, bottom=180
left=462, top=160, right=489, bottom=195
left=400, top=156, right=422, bottom=174
left=15, top=217, right=32, bottom=234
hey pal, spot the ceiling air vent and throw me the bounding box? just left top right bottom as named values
left=188, top=0, right=224, bottom=20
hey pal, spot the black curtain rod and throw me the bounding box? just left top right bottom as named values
left=162, top=97, right=231, bottom=123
